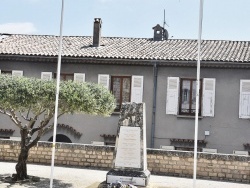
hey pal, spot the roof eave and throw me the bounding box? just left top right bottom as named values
left=0, top=54, right=250, bottom=69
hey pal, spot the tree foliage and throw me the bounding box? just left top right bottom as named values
left=0, top=74, right=116, bottom=116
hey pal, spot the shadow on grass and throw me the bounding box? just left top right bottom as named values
left=0, top=173, right=73, bottom=188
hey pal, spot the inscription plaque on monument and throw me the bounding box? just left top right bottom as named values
left=115, top=126, right=141, bottom=168
left=106, top=102, right=150, bottom=186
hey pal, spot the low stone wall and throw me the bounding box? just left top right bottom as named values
left=147, top=149, right=250, bottom=183
left=0, top=139, right=249, bottom=183
left=0, top=140, right=114, bottom=169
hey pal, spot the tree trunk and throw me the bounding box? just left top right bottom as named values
left=13, top=127, right=30, bottom=180
left=14, top=147, right=29, bottom=180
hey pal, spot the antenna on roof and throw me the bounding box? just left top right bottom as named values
left=162, top=9, right=169, bottom=40
left=163, top=9, right=169, bottom=29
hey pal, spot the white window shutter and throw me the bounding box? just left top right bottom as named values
left=0, top=69, right=1, bottom=74
left=12, top=70, right=23, bottom=77
left=239, top=80, right=250, bottom=119
left=131, top=75, right=144, bottom=103
left=166, top=77, right=179, bottom=115
left=74, top=73, right=85, bottom=83
left=98, top=74, right=110, bottom=89
left=41, top=72, right=52, bottom=80
left=202, top=78, right=216, bottom=117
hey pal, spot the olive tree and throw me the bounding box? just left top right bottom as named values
left=0, top=74, right=116, bottom=180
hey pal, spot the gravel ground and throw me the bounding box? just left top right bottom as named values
left=0, top=161, right=249, bottom=188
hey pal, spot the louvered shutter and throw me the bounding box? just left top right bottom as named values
left=12, top=70, right=23, bottom=77
left=202, top=78, right=216, bottom=117
left=0, top=70, right=1, bottom=74
left=98, top=74, right=110, bottom=89
left=239, top=80, right=250, bottom=119
left=166, top=77, right=179, bottom=115
left=41, top=72, right=52, bottom=80
left=131, top=76, right=143, bottom=103
left=74, top=73, right=85, bottom=83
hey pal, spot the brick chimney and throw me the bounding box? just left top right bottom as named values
left=93, top=18, right=102, bottom=47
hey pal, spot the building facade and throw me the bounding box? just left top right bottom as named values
left=0, top=19, right=250, bottom=154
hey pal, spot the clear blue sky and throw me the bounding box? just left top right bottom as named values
left=0, top=0, right=250, bottom=41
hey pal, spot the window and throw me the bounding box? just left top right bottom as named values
left=170, top=138, right=206, bottom=152
left=42, top=72, right=85, bottom=82
left=54, top=73, right=74, bottom=81
left=98, top=74, right=144, bottom=112
left=100, top=134, right=116, bottom=146
left=179, top=78, right=202, bottom=116
left=1, top=70, right=11, bottom=75
left=239, top=80, right=250, bottom=118
left=166, top=77, right=215, bottom=117
left=111, top=76, right=131, bottom=111
left=0, top=70, right=23, bottom=76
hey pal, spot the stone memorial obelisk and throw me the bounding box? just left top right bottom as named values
left=106, top=102, right=150, bottom=186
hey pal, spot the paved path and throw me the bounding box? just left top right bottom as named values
left=0, top=161, right=249, bottom=188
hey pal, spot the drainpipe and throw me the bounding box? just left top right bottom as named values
left=151, top=62, right=158, bottom=148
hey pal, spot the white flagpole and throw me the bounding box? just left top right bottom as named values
left=193, top=0, right=204, bottom=188
left=50, top=0, right=64, bottom=187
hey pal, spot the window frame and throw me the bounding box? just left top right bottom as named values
left=179, top=78, right=203, bottom=116
left=110, top=75, right=132, bottom=112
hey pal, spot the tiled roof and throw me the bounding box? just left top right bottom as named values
left=0, top=34, right=250, bottom=63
